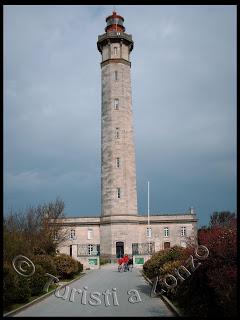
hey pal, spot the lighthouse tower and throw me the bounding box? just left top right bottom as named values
left=97, top=12, right=138, bottom=218
left=97, top=12, right=139, bottom=258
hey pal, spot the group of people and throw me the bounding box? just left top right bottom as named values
left=117, top=254, right=133, bottom=272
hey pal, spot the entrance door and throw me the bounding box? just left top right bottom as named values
left=116, top=242, right=124, bottom=258
left=70, top=245, right=72, bottom=257
left=164, top=242, right=170, bottom=250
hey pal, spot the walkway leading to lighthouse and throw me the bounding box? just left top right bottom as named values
left=14, top=264, right=174, bottom=317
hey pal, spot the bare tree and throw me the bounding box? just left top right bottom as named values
left=209, top=211, right=236, bottom=229
left=4, top=198, right=69, bottom=262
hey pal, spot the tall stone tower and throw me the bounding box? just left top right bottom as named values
left=97, top=12, right=138, bottom=217
left=97, top=11, right=139, bottom=258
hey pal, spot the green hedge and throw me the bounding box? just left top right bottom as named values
left=76, top=261, right=83, bottom=273
left=100, top=257, right=111, bottom=265
left=53, top=254, right=80, bottom=279
left=143, top=246, right=190, bottom=280
left=3, top=253, right=84, bottom=310
left=32, top=254, right=57, bottom=276
left=3, top=264, right=31, bottom=308
left=30, top=264, right=47, bottom=296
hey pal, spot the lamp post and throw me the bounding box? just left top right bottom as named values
left=147, top=181, right=151, bottom=260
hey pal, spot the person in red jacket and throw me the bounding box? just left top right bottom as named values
left=123, top=254, right=129, bottom=271
left=118, top=257, right=124, bottom=272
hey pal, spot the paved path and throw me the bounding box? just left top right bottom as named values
left=15, top=264, right=174, bottom=317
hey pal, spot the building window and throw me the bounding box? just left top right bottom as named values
left=180, top=241, right=187, bottom=248
left=164, top=227, right=169, bottom=237
left=114, top=98, right=119, bottom=110
left=88, top=228, right=93, bottom=240
left=116, top=157, right=120, bottom=168
left=70, top=229, right=76, bottom=240
left=116, top=127, right=120, bottom=139
left=114, top=70, right=118, bottom=80
left=146, top=226, right=152, bottom=238
left=114, top=47, right=118, bottom=55
left=117, top=188, right=121, bottom=198
left=88, top=244, right=93, bottom=255
left=53, top=231, right=58, bottom=241
left=181, top=226, right=186, bottom=237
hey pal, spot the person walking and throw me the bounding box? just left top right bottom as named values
left=128, top=256, right=133, bottom=271
left=118, top=257, right=124, bottom=272
left=123, top=254, right=129, bottom=272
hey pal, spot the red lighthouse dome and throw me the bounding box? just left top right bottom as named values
left=105, top=11, right=125, bottom=33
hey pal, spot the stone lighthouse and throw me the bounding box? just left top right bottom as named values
left=56, top=11, right=198, bottom=268
left=97, top=11, right=139, bottom=258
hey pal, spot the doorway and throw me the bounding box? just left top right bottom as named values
left=70, top=245, right=72, bottom=257
left=164, top=242, right=170, bottom=250
left=116, top=241, right=124, bottom=258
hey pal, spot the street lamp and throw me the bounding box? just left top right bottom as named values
left=147, top=181, right=152, bottom=260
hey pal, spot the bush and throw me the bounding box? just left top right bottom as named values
left=159, top=260, right=182, bottom=277
left=15, top=277, right=31, bottom=303
left=32, top=254, right=57, bottom=276
left=76, top=261, right=83, bottom=273
left=100, top=257, right=111, bottom=265
left=30, top=264, right=47, bottom=296
left=143, top=246, right=191, bottom=280
left=3, top=264, right=31, bottom=308
left=53, top=254, right=79, bottom=279
left=172, top=223, right=237, bottom=317
left=3, top=264, right=19, bottom=307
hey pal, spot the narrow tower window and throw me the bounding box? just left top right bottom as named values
left=117, top=188, right=121, bottom=198
left=116, top=127, right=120, bottom=139
left=114, top=47, right=118, bottom=55
left=114, top=70, right=118, bottom=81
left=114, top=98, right=119, bottom=110
left=116, top=157, right=120, bottom=168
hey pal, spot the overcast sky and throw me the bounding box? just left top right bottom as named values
left=4, top=5, right=236, bottom=227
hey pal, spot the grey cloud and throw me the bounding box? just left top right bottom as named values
left=4, top=5, right=236, bottom=226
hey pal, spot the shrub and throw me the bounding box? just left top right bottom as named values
left=30, top=264, right=47, bottom=296
left=159, top=260, right=182, bottom=276
left=76, top=261, right=83, bottom=273
left=196, top=225, right=237, bottom=317
left=32, top=254, right=57, bottom=276
left=143, top=246, right=191, bottom=280
left=173, top=222, right=237, bottom=317
left=14, top=277, right=31, bottom=303
left=174, top=266, right=217, bottom=317
left=53, top=254, right=79, bottom=279
left=158, top=260, right=183, bottom=296
left=3, top=264, right=31, bottom=308
left=3, top=264, right=19, bottom=307
left=100, top=257, right=111, bottom=265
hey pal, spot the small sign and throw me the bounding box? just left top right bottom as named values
left=88, top=258, right=98, bottom=265
left=135, top=257, right=144, bottom=264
